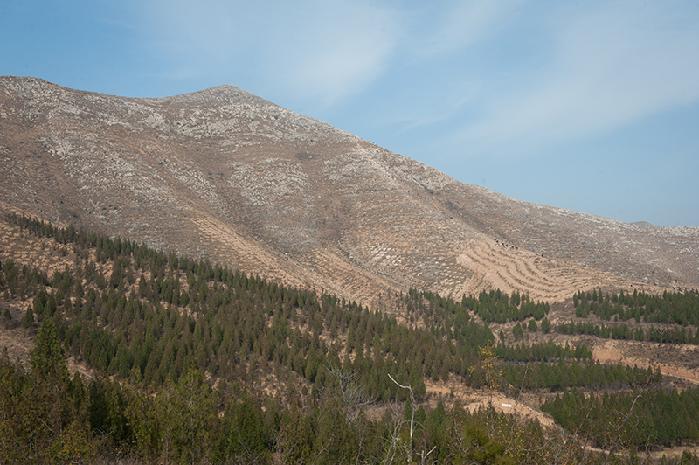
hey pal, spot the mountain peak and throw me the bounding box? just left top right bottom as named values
left=165, top=83, right=253, bottom=101
left=1, top=79, right=697, bottom=305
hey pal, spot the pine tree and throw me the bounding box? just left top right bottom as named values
left=528, top=319, right=537, bottom=332
left=22, top=307, right=35, bottom=328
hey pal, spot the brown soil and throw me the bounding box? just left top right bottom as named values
left=454, top=237, right=629, bottom=302
left=425, top=378, right=556, bottom=428
left=592, top=339, right=699, bottom=385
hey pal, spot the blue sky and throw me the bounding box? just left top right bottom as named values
left=2, top=0, right=698, bottom=226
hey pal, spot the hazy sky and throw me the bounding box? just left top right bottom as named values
left=2, top=0, right=698, bottom=226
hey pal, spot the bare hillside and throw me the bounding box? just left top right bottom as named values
left=1, top=77, right=697, bottom=305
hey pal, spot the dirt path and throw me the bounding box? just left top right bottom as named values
left=592, top=339, right=699, bottom=385
left=584, top=444, right=699, bottom=460
left=425, top=379, right=556, bottom=428
left=427, top=375, right=699, bottom=460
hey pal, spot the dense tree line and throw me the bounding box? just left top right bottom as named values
left=3, top=322, right=694, bottom=464
left=400, top=289, right=551, bottom=325
left=555, top=321, right=699, bottom=344
left=462, top=289, right=550, bottom=323
left=400, top=289, right=553, bottom=334
left=2, top=214, right=499, bottom=401
left=542, top=388, right=699, bottom=450
left=502, top=361, right=660, bottom=391
left=574, top=289, right=699, bottom=326
left=1, top=255, right=432, bottom=401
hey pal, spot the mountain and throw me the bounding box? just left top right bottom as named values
left=1, top=76, right=698, bottom=306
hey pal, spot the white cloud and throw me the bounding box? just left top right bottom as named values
left=364, top=1, right=520, bottom=131
left=456, top=1, right=699, bottom=152
left=141, top=0, right=699, bottom=151
left=266, top=3, right=401, bottom=107
left=418, top=0, right=523, bottom=56
left=373, top=80, right=481, bottom=131
left=143, top=0, right=402, bottom=107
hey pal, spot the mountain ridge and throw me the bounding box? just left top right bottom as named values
left=1, top=76, right=698, bottom=306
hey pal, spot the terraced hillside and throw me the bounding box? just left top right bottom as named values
left=1, top=76, right=698, bottom=305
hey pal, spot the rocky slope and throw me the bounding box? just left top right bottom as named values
left=1, top=76, right=697, bottom=305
